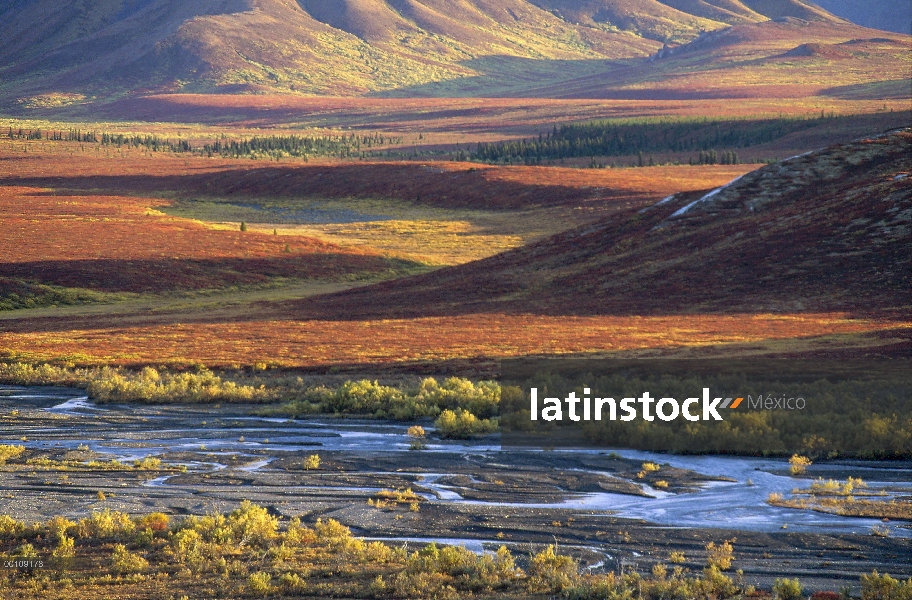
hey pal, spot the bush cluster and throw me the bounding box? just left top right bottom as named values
left=0, top=504, right=909, bottom=599
left=272, top=376, right=500, bottom=423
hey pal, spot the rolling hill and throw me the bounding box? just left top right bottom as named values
left=2, top=0, right=894, bottom=102
left=290, top=128, right=912, bottom=318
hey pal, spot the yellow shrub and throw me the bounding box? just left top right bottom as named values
left=706, top=539, right=735, bottom=571
left=0, top=514, right=25, bottom=538
left=0, top=444, right=25, bottom=464
left=110, top=544, right=148, bottom=575
left=789, top=455, right=812, bottom=475
left=76, top=509, right=135, bottom=540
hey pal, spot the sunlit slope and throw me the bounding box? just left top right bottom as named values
left=521, top=19, right=909, bottom=99
left=0, top=0, right=654, bottom=99
left=0, top=0, right=859, bottom=100
left=294, top=129, right=912, bottom=319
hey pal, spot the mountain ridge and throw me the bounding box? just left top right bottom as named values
left=1, top=0, right=881, bottom=101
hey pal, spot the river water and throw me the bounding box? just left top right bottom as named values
left=2, top=384, right=909, bottom=538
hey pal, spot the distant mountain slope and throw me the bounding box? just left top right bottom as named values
left=515, top=19, right=909, bottom=100
left=0, top=0, right=861, bottom=100
left=291, top=129, right=912, bottom=318
left=812, top=0, right=912, bottom=34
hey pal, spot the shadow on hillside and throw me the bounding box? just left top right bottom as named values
left=84, top=95, right=555, bottom=131
left=1, top=162, right=649, bottom=210
left=363, top=55, right=767, bottom=100
left=0, top=254, right=396, bottom=295
left=820, top=79, right=911, bottom=100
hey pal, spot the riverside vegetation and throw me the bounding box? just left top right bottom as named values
left=1, top=502, right=909, bottom=600
left=2, top=361, right=911, bottom=455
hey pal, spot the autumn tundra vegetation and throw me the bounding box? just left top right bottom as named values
left=0, top=501, right=909, bottom=599
left=1, top=1, right=910, bottom=596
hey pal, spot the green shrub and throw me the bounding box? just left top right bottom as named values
left=171, top=528, right=202, bottom=563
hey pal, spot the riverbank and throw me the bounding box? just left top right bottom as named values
left=1, top=384, right=910, bottom=594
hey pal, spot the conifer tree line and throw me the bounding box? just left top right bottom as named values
left=6, top=128, right=402, bottom=159
left=202, top=133, right=402, bottom=159
left=471, top=113, right=846, bottom=164
left=692, top=150, right=739, bottom=165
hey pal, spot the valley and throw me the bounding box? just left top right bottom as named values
left=0, top=0, right=909, bottom=597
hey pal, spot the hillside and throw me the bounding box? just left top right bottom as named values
left=518, top=18, right=909, bottom=99
left=0, top=0, right=873, bottom=102
left=813, top=0, right=912, bottom=35
left=291, top=128, right=912, bottom=318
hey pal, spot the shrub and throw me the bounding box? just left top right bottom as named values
left=773, top=578, right=804, bottom=600
left=12, top=543, right=39, bottom=558
left=52, top=534, right=75, bottom=560
left=248, top=572, right=272, bottom=595
left=76, top=509, right=135, bottom=540
left=642, top=462, right=661, bottom=472
left=528, top=545, right=578, bottom=592
left=314, top=518, right=352, bottom=549
left=133, top=457, right=162, bottom=470
left=279, top=572, right=306, bottom=593
left=706, top=539, right=735, bottom=570
left=434, top=408, right=497, bottom=439
left=110, top=544, right=148, bottom=575
left=415, top=377, right=500, bottom=419
left=171, top=528, right=202, bottom=563
left=0, top=514, right=25, bottom=538
left=789, top=455, right=812, bottom=476
left=407, top=425, right=426, bottom=450
left=135, top=512, right=169, bottom=532
left=284, top=517, right=316, bottom=546
left=0, top=444, right=25, bottom=464
left=87, top=366, right=268, bottom=404
left=45, top=516, right=75, bottom=542
left=860, top=570, right=912, bottom=600
left=228, top=500, right=278, bottom=548
left=303, top=454, right=321, bottom=470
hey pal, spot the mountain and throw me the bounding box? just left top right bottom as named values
left=0, top=0, right=867, bottom=101
left=812, top=0, right=912, bottom=35
left=289, top=128, right=912, bottom=318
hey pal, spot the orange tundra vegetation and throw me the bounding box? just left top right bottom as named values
left=0, top=151, right=407, bottom=292
left=0, top=313, right=904, bottom=367
left=1, top=141, right=908, bottom=368
left=0, top=187, right=392, bottom=292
